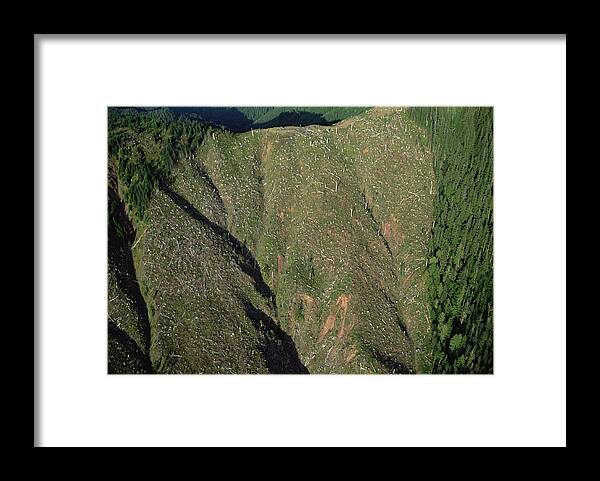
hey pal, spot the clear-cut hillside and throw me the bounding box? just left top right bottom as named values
left=108, top=107, right=435, bottom=373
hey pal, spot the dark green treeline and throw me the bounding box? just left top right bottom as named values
left=407, top=107, right=493, bottom=374
left=108, top=108, right=209, bottom=223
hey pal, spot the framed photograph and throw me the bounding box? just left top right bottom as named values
left=35, top=34, right=566, bottom=446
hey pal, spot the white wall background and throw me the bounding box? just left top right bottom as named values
left=36, top=35, right=566, bottom=447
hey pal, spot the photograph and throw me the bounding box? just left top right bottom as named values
left=36, top=34, right=566, bottom=447
left=107, top=106, right=493, bottom=374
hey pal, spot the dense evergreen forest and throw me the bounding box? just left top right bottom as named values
left=108, top=108, right=210, bottom=223
left=407, top=107, right=493, bottom=373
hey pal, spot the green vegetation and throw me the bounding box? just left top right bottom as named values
left=108, top=107, right=367, bottom=222
left=108, top=107, right=209, bottom=223
left=407, top=107, right=493, bottom=374
left=107, top=106, right=493, bottom=374
left=164, top=106, right=370, bottom=132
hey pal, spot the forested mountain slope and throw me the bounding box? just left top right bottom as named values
left=407, top=107, right=493, bottom=373
left=107, top=106, right=493, bottom=374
